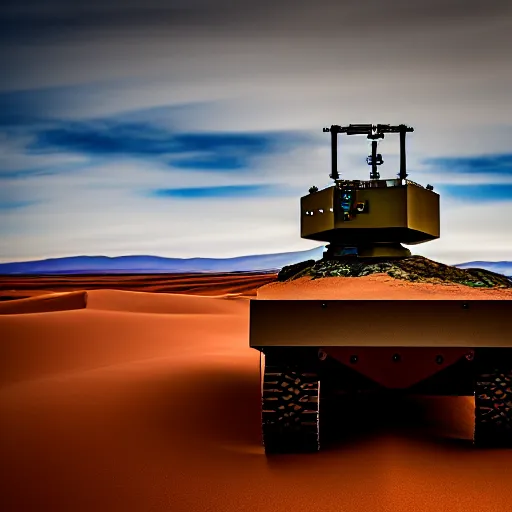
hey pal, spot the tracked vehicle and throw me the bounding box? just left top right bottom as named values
left=249, top=124, right=512, bottom=453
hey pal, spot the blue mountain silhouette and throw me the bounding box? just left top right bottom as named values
left=0, top=247, right=326, bottom=274
left=0, top=248, right=510, bottom=276
left=453, top=261, right=512, bottom=278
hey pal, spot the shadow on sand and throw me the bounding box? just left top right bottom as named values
left=150, top=366, right=476, bottom=457
left=320, top=393, right=474, bottom=451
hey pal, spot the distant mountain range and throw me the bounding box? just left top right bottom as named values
left=0, top=248, right=510, bottom=276
left=453, top=261, right=512, bottom=278
left=0, top=247, right=326, bottom=275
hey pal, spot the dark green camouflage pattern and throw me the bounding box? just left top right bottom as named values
left=278, top=255, right=512, bottom=288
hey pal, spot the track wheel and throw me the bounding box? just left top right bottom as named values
left=262, top=367, right=320, bottom=453
left=474, top=363, right=512, bottom=447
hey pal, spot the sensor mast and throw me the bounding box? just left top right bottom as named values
left=323, top=124, right=414, bottom=181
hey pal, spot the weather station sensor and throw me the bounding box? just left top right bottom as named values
left=303, top=124, right=440, bottom=258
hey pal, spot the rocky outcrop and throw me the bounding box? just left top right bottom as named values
left=277, top=255, right=512, bottom=288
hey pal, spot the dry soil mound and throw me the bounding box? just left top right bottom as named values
left=277, top=255, right=512, bottom=288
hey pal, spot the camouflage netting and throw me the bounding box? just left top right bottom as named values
left=277, top=255, right=512, bottom=288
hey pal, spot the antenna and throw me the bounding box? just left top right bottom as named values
left=323, top=125, right=343, bottom=180
left=323, top=124, right=414, bottom=181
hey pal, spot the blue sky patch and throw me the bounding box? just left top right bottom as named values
left=0, top=199, right=39, bottom=210
left=170, top=156, right=246, bottom=170
left=151, top=185, right=283, bottom=199
left=436, top=183, right=512, bottom=202
left=25, top=119, right=310, bottom=171
left=31, top=121, right=173, bottom=156
left=423, top=154, right=512, bottom=176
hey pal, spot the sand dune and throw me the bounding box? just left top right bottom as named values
left=0, top=271, right=276, bottom=299
left=85, top=289, right=247, bottom=314
left=0, top=289, right=245, bottom=316
left=0, top=291, right=248, bottom=385
left=0, top=290, right=88, bottom=314
left=1, top=276, right=512, bottom=512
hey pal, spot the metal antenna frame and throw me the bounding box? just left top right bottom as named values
left=322, top=124, right=414, bottom=181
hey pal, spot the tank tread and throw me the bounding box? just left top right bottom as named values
left=474, top=365, right=512, bottom=447
left=262, top=367, right=320, bottom=453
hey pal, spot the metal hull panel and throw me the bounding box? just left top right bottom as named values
left=250, top=300, right=512, bottom=348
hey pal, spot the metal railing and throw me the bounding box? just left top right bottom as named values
left=332, top=178, right=425, bottom=190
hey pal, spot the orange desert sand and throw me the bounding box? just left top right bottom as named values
left=1, top=273, right=512, bottom=512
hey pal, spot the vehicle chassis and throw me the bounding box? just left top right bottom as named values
left=250, top=300, right=512, bottom=453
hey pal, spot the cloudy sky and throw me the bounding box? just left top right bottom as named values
left=1, top=0, right=511, bottom=264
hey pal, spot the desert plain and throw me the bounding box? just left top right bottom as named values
left=1, top=271, right=512, bottom=512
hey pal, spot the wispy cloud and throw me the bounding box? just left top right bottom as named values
left=437, top=184, right=512, bottom=202
left=30, top=121, right=306, bottom=170
left=423, top=154, right=512, bottom=176
left=0, top=103, right=313, bottom=176
left=0, top=200, right=39, bottom=211
left=151, top=184, right=284, bottom=199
